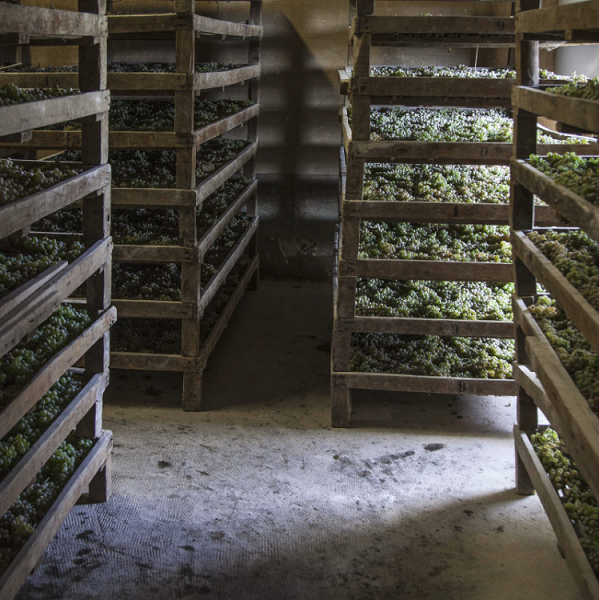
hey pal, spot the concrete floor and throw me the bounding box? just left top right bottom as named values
left=17, top=281, right=579, bottom=600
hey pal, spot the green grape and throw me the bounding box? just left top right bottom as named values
left=0, top=84, right=78, bottom=107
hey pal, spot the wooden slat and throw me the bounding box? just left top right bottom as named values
left=112, top=299, right=194, bottom=319
left=192, top=104, right=260, bottom=146
left=0, top=164, right=110, bottom=239
left=0, top=91, right=110, bottom=138
left=513, top=87, right=599, bottom=136
left=357, top=15, right=514, bottom=35
left=0, top=262, right=67, bottom=321
left=512, top=158, right=599, bottom=243
left=343, top=200, right=563, bottom=226
left=113, top=245, right=194, bottom=263
left=0, top=307, right=116, bottom=440
left=192, top=14, right=263, bottom=38
left=334, top=371, right=517, bottom=395
left=516, top=1, right=599, bottom=34
left=338, top=315, right=514, bottom=337
left=340, top=258, right=513, bottom=282
left=0, top=431, right=112, bottom=600
left=198, top=252, right=258, bottom=368
left=0, top=373, right=107, bottom=518
left=107, top=13, right=188, bottom=34
left=108, top=71, right=188, bottom=91
left=192, top=64, right=260, bottom=92
left=195, top=142, right=258, bottom=205
left=512, top=231, right=599, bottom=355
left=110, top=351, right=196, bottom=372
left=197, top=179, right=257, bottom=259
left=0, top=3, right=106, bottom=37
left=0, top=238, right=112, bottom=358
left=514, top=427, right=599, bottom=600
left=198, top=216, right=258, bottom=315
left=0, top=72, right=78, bottom=88
left=369, top=35, right=515, bottom=48
left=111, top=188, right=197, bottom=208
left=514, top=363, right=558, bottom=425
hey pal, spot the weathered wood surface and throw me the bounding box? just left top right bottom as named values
left=339, top=258, right=513, bottom=282
left=514, top=363, right=558, bottom=425
left=338, top=315, right=514, bottom=337
left=0, top=431, right=112, bottom=600
left=192, top=104, right=259, bottom=146
left=354, top=16, right=515, bottom=35
left=513, top=87, right=599, bottom=136
left=0, top=307, right=116, bottom=441
left=197, top=179, right=257, bottom=259
left=369, top=35, right=515, bottom=48
left=109, top=351, right=196, bottom=372
left=0, top=91, right=110, bottom=138
left=192, top=14, right=262, bottom=38
left=516, top=0, right=599, bottom=34
left=111, top=188, right=197, bottom=208
left=512, top=159, right=599, bottom=243
left=512, top=231, right=599, bottom=355
left=0, top=3, right=106, bottom=37
left=113, top=244, right=194, bottom=263
left=192, top=64, right=260, bottom=91
left=0, top=164, right=110, bottom=239
left=195, top=142, right=258, bottom=205
left=334, top=371, right=517, bottom=395
left=526, top=334, right=599, bottom=503
left=343, top=199, right=563, bottom=227
left=197, top=252, right=258, bottom=369
left=0, top=262, right=67, bottom=321
left=112, top=299, right=194, bottom=319
left=0, top=72, right=78, bottom=88
left=0, top=373, right=107, bottom=519
left=0, top=238, right=112, bottom=359
left=198, top=216, right=258, bottom=314
left=514, top=428, right=599, bottom=600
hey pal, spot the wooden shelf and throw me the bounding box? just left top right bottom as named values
left=512, top=158, right=599, bottom=243
left=511, top=230, right=599, bottom=355
left=0, top=91, right=110, bottom=138
left=0, top=431, right=112, bottom=600
left=514, top=426, right=599, bottom=600
left=0, top=162, right=110, bottom=239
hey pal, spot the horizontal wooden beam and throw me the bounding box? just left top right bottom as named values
left=110, top=351, right=197, bottom=372
left=356, top=15, right=515, bottom=35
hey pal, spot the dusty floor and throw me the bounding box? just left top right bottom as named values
left=17, top=281, right=578, bottom=600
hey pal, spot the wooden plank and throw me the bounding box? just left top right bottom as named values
left=192, top=64, right=260, bottom=92
left=110, top=351, right=196, bottom=372
left=0, top=238, right=112, bottom=359
left=343, top=200, right=563, bottom=227
left=336, top=371, right=517, bottom=395
left=112, top=299, right=194, bottom=319
left=516, top=1, right=599, bottom=34
left=0, top=372, right=107, bottom=518
left=197, top=179, right=257, bottom=259
left=0, top=431, right=112, bottom=600
left=195, top=142, right=258, bottom=205
left=192, top=14, right=263, bottom=38
left=111, top=188, right=197, bottom=208
left=0, top=307, right=116, bottom=441
left=514, top=87, right=599, bottom=136
left=0, top=3, right=106, bottom=37
left=339, top=316, right=514, bottom=337
left=197, top=252, right=259, bottom=368
left=108, top=71, right=188, bottom=91
left=527, top=335, right=599, bottom=503
left=513, top=159, right=599, bottom=243
left=198, top=216, right=258, bottom=315
left=514, top=428, right=599, bottom=600
left=370, top=36, right=515, bottom=48
left=0, top=91, right=110, bottom=138
left=514, top=363, right=558, bottom=425
left=113, top=245, right=195, bottom=263
left=107, top=13, right=188, bottom=34
left=0, top=262, right=67, bottom=321
left=340, top=258, right=513, bottom=282
left=0, top=72, right=79, bottom=89
left=0, top=164, right=110, bottom=239
left=192, top=104, right=260, bottom=146
left=356, top=16, right=515, bottom=35
left=513, top=296, right=546, bottom=339
left=512, top=230, right=599, bottom=355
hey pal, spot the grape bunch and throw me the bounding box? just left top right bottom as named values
left=350, top=333, right=514, bottom=378
left=371, top=65, right=567, bottom=80
left=0, top=373, right=83, bottom=478
left=0, top=159, right=82, bottom=208
left=111, top=253, right=252, bottom=353
left=532, top=427, right=599, bottom=576
left=547, top=77, right=599, bottom=101
left=0, top=433, right=93, bottom=576
left=529, top=153, right=599, bottom=207
left=0, top=304, right=91, bottom=409
left=0, top=236, right=83, bottom=300
left=1, top=64, right=78, bottom=73
left=356, top=279, right=513, bottom=321
left=363, top=163, right=510, bottom=204
left=527, top=229, right=599, bottom=311
left=0, top=84, right=78, bottom=107
left=357, top=106, right=588, bottom=145
left=1, top=62, right=246, bottom=74
left=359, top=222, right=512, bottom=263
left=530, top=296, right=599, bottom=412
